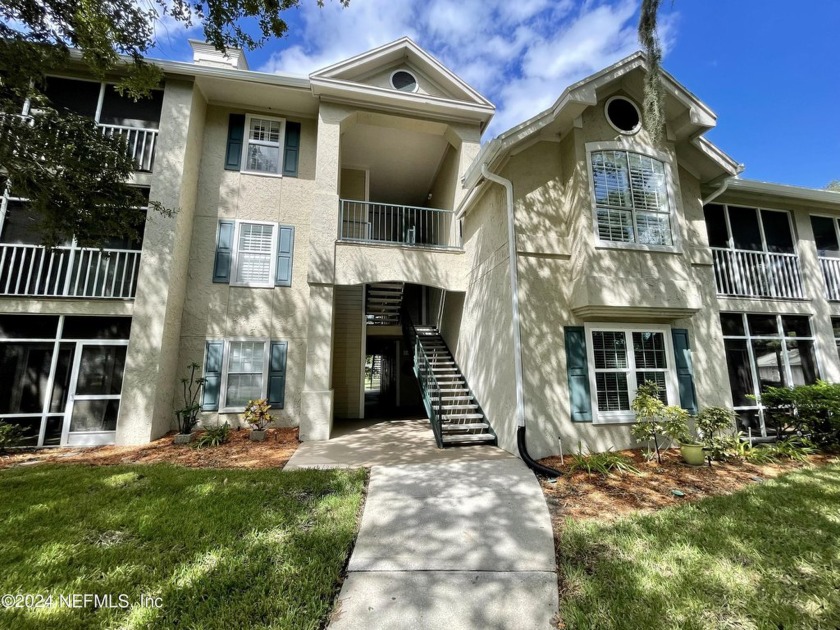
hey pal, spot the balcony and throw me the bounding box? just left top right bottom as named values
left=99, top=124, right=158, bottom=173
left=711, top=247, right=804, bottom=299
left=0, top=243, right=141, bottom=299
left=819, top=256, right=840, bottom=301
left=338, top=199, right=459, bottom=250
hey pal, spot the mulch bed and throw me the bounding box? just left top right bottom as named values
left=537, top=448, right=837, bottom=530
left=0, top=427, right=299, bottom=470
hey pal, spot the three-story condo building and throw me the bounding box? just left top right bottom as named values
left=2, top=38, right=838, bottom=459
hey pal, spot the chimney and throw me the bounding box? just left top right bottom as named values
left=189, top=40, right=249, bottom=70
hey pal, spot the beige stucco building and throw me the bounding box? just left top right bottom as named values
left=3, top=39, right=839, bottom=460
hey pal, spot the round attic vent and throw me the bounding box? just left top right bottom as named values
left=605, top=96, right=642, bottom=134
left=390, top=70, right=418, bottom=93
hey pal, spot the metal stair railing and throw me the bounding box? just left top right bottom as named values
left=402, top=308, right=444, bottom=447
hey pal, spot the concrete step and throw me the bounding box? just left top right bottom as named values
left=441, top=433, right=495, bottom=444
left=440, top=404, right=479, bottom=411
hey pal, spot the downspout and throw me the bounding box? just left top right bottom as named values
left=481, top=165, right=561, bottom=477
left=701, top=176, right=733, bottom=206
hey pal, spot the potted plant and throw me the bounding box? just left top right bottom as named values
left=695, top=407, right=738, bottom=460
left=174, top=363, right=205, bottom=445
left=243, top=398, right=272, bottom=442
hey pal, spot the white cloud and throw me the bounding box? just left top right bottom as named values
left=256, top=0, right=676, bottom=138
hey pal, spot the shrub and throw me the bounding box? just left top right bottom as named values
left=631, top=381, right=689, bottom=463
left=737, top=437, right=816, bottom=463
left=193, top=422, right=230, bottom=449
left=757, top=381, right=840, bottom=447
left=175, top=363, right=205, bottom=435
left=696, top=407, right=738, bottom=460
left=567, top=449, right=640, bottom=476
left=0, top=421, right=23, bottom=453
left=243, top=399, right=273, bottom=431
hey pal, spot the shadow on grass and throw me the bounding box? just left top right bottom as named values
left=0, top=464, right=367, bottom=630
left=557, top=464, right=840, bottom=630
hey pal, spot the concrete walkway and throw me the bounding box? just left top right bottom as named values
left=284, top=419, right=512, bottom=470
left=328, top=456, right=559, bottom=629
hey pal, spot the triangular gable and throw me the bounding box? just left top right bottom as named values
left=310, top=37, right=494, bottom=110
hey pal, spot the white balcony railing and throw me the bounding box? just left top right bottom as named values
left=0, top=243, right=141, bottom=299
left=338, top=199, right=460, bottom=249
left=711, top=247, right=804, bottom=299
left=819, top=256, right=840, bottom=301
left=99, top=124, right=158, bottom=172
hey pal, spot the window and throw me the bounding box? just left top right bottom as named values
left=213, top=220, right=295, bottom=288
left=832, top=317, right=840, bottom=359
left=242, top=115, right=285, bottom=176
left=585, top=323, right=678, bottom=423
left=221, top=340, right=269, bottom=411
left=589, top=149, right=674, bottom=247
left=233, top=222, right=277, bottom=287
left=390, top=70, right=418, bottom=92
left=720, top=313, right=819, bottom=436
left=605, top=97, right=641, bottom=134
left=704, top=204, right=795, bottom=253
left=203, top=338, right=287, bottom=412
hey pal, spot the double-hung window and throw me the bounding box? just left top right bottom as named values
left=585, top=323, right=678, bottom=423
left=242, top=115, right=285, bottom=176
left=221, top=339, right=270, bottom=411
left=589, top=148, right=674, bottom=247
left=233, top=221, right=277, bottom=287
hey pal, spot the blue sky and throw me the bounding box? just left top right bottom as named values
left=152, top=0, right=840, bottom=188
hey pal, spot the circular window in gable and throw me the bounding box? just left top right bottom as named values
left=390, top=70, right=418, bottom=93
left=605, top=96, right=642, bottom=134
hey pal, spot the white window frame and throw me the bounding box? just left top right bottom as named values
left=584, top=323, right=679, bottom=424
left=219, top=338, right=270, bottom=413
left=585, top=141, right=682, bottom=253
left=604, top=96, right=642, bottom=135
left=230, top=220, right=279, bottom=288
left=241, top=114, right=286, bottom=177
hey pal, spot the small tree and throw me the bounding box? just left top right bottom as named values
left=175, top=363, right=205, bottom=435
left=695, top=407, right=738, bottom=460
left=631, top=381, right=668, bottom=463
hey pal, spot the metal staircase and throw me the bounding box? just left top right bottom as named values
left=404, top=313, right=496, bottom=447
left=366, top=282, right=404, bottom=325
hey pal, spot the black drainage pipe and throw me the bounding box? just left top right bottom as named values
left=517, top=426, right=562, bottom=478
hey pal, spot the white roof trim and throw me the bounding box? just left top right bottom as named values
left=463, top=51, right=730, bottom=189
left=727, top=179, right=840, bottom=206
left=310, top=37, right=493, bottom=109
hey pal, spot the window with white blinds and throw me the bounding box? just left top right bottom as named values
left=590, top=150, right=673, bottom=247
left=232, top=222, right=277, bottom=287
left=220, top=339, right=269, bottom=410
left=585, top=324, right=677, bottom=423
left=243, top=115, right=284, bottom=175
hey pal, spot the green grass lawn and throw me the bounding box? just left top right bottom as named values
left=557, top=463, right=840, bottom=629
left=0, top=464, right=367, bottom=630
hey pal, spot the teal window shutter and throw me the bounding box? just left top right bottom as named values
left=202, top=340, right=224, bottom=411
left=213, top=220, right=235, bottom=283
left=225, top=114, right=245, bottom=171
left=565, top=326, right=592, bottom=422
left=275, top=225, right=295, bottom=287
left=267, top=341, right=288, bottom=408
left=671, top=328, right=698, bottom=414
left=283, top=121, right=301, bottom=177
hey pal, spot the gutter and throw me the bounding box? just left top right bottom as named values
left=480, top=165, right=561, bottom=478
left=701, top=176, right=732, bottom=206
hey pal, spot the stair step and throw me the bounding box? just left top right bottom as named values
left=441, top=422, right=489, bottom=432
left=442, top=433, right=495, bottom=444
left=435, top=389, right=470, bottom=394
left=440, top=404, right=479, bottom=410
left=431, top=397, right=474, bottom=403
left=440, top=412, right=484, bottom=419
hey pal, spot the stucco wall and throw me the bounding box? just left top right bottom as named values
left=173, top=104, right=318, bottom=429
left=118, top=80, right=207, bottom=444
